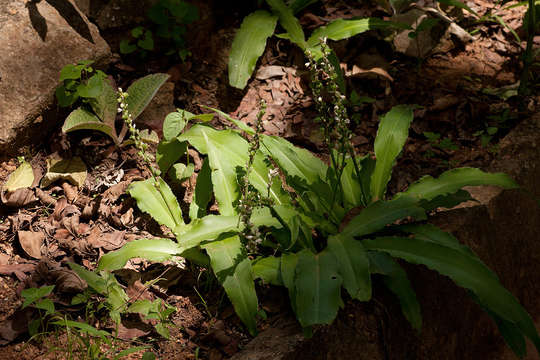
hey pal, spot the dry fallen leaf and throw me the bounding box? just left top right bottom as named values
left=2, top=161, right=34, bottom=192
left=17, top=231, right=44, bottom=259
left=41, top=157, right=87, bottom=189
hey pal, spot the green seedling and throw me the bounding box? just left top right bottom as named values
left=55, top=61, right=107, bottom=108
left=57, top=63, right=169, bottom=146
left=121, top=0, right=199, bottom=61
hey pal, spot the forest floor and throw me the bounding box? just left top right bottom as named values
left=0, top=0, right=538, bottom=359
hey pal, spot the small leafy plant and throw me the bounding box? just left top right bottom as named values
left=57, top=62, right=169, bottom=145
left=21, top=285, right=154, bottom=359
left=55, top=60, right=107, bottom=107
left=120, top=0, right=199, bottom=61
left=96, top=44, right=540, bottom=358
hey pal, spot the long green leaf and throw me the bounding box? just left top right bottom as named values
left=90, top=78, right=117, bottom=128
left=228, top=11, right=278, bottom=89
left=266, top=0, right=306, bottom=49
left=261, top=135, right=327, bottom=184
left=327, top=234, right=371, bottom=301
left=281, top=253, right=299, bottom=307
left=363, top=236, right=540, bottom=352
left=156, top=139, right=188, bottom=175
left=252, top=256, right=283, bottom=286
left=179, top=125, right=288, bottom=214
left=126, top=73, right=170, bottom=119
left=295, top=249, right=343, bottom=327
left=62, top=108, right=116, bottom=142
left=179, top=125, right=244, bottom=215
left=370, top=105, right=414, bottom=201
left=128, top=178, right=184, bottom=234
left=189, top=157, right=212, bottom=220
left=97, top=238, right=183, bottom=271
left=288, top=0, right=319, bottom=13
left=200, top=105, right=255, bottom=135
left=341, top=196, right=425, bottom=239
left=307, top=18, right=401, bottom=58
left=203, top=236, right=259, bottom=335
left=399, top=167, right=519, bottom=201
left=177, top=215, right=240, bottom=249
left=368, top=252, right=422, bottom=331
left=340, top=157, right=363, bottom=209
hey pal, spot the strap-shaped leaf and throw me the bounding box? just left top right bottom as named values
left=201, top=105, right=255, bottom=135
left=90, top=78, right=117, bottom=128
left=179, top=125, right=244, bottom=215
left=368, top=252, right=422, bottom=331
left=97, top=238, right=183, bottom=271
left=156, top=139, right=187, bottom=175
left=261, top=135, right=327, bottom=184
left=62, top=108, right=116, bottom=143
left=340, top=196, right=425, bottom=239
left=266, top=0, right=306, bottom=49
left=128, top=178, right=184, bottom=234
left=370, top=105, right=414, bottom=201
left=295, top=249, right=343, bottom=327
left=419, top=189, right=473, bottom=211
left=252, top=256, right=283, bottom=286
left=327, top=234, right=371, bottom=301
left=340, top=157, right=364, bottom=209
left=363, top=236, right=540, bottom=353
left=288, top=0, right=319, bottom=13
left=228, top=11, right=278, bottom=89
left=397, top=224, right=481, bottom=262
left=203, top=236, right=259, bottom=335
left=177, top=215, right=240, bottom=249
left=179, top=125, right=288, bottom=215
left=189, top=157, right=212, bottom=220
left=399, top=167, right=519, bottom=201
left=126, top=73, right=170, bottom=119
left=307, top=18, right=401, bottom=58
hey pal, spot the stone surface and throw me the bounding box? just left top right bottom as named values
left=232, top=112, right=540, bottom=360
left=0, top=0, right=111, bottom=155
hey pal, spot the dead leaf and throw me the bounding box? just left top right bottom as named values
left=61, top=182, right=78, bottom=203
left=87, top=230, right=126, bottom=251
left=0, top=264, right=36, bottom=275
left=256, top=65, right=286, bottom=80
left=49, top=268, right=86, bottom=293
left=0, top=308, right=35, bottom=345
left=41, top=157, right=87, bottom=189
left=345, top=65, right=394, bottom=81
left=18, top=231, right=44, bottom=259
left=0, top=188, right=38, bottom=207
left=116, top=319, right=151, bottom=340
left=2, top=161, right=34, bottom=192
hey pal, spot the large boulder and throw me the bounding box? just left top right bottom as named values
left=0, top=0, right=111, bottom=155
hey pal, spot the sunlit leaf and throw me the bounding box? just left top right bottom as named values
left=126, top=73, right=170, bottom=119
left=3, top=161, right=34, bottom=192
left=370, top=105, right=414, bottom=201
left=228, top=11, right=278, bottom=89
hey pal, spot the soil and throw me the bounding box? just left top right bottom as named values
left=0, top=0, right=539, bottom=359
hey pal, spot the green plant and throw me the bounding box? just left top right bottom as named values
left=227, top=0, right=407, bottom=89
left=119, top=26, right=155, bottom=57
left=96, top=45, right=539, bottom=357
left=423, top=131, right=459, bottom=158
left=57, top=63, right=169, bottom=145
left=120, top=0, right=199, bottom=61
left=55, top=60, right=107, bottom=107
left=21, top=285, right=153, bottom=359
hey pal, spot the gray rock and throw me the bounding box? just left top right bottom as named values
left=0, top=0, right=111, bottom=155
